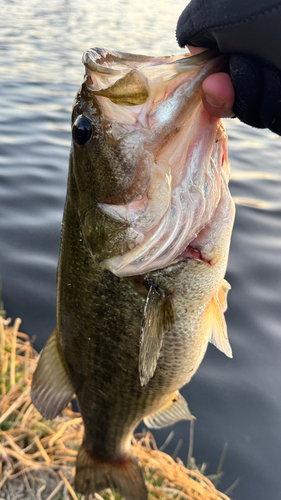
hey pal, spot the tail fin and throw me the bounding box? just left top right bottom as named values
left=75, top=442, right=148, bottom=500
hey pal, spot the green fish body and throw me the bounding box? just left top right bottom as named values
left=31, top=48, right=235, bottom=500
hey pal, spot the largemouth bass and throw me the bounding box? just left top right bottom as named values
left=31, top=47, right=235, bottom=500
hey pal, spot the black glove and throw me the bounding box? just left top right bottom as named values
left=176, top=0, right=281, bottom=135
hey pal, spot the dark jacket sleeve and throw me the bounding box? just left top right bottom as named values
left=176, top=0, right=281, bottom=135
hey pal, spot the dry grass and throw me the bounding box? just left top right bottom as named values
left=0, top=317, right=233, bottom=500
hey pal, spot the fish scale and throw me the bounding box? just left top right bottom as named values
left=31, top=47, right=235, bottom=500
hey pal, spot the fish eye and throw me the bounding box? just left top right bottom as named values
left=72, top=115, right=92, bottom=145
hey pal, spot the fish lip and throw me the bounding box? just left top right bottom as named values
left=83, top=47, right=224, bottom=74
left=82, top=47, right=226, bottom=105
left=83, top=47, right=153, bottom=77
left=83, top=48, right=123, bottom=75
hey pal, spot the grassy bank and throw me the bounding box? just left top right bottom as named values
left=0, top=317, right=234, bottom=500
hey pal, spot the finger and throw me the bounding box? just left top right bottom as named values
left=186, top=47, right=235, bottom=118
left=186, top=45, right=208, bottom=56
left=202, top=73, right=235, bottom=118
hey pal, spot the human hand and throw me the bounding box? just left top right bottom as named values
left=177, top=0, right=281, bottom=135
left=188, top=46, right=235, bottom=119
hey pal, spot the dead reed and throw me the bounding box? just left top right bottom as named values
left=0, top=317, right=232, bottom=500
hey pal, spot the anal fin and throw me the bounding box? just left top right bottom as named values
left=144, top=391, right=194, bottom=429
left=31, top=327, right=74, bottom=419
left=139, top=284, right=174, bottom=387
left=75, top=442, right=147, bottom=500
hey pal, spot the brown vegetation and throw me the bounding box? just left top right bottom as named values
left=0, top=317, right=232, bottom=500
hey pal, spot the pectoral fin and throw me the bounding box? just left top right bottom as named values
left=31, top=328, right=74, bottom=419
left=139, top=285, right=174, bottom=387
left=144, top=391, right=193, bottom=429
left=207, top=281, right=232, bottom=358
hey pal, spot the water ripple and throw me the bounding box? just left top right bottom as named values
left=0, top=2, right=281, bottom=499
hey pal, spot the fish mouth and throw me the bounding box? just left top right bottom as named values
left=83, top=47, right=155, bottom=75
left=83, top=48, right=228, bottom=277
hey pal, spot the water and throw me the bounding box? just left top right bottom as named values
left=1, top=1, right=281, bottom=498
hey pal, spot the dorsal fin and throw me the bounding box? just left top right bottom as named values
left=207, top=280, right=232, bottom=358
left=139, top=284, right=174, bottom=387
left=144, top=391, right=193, bottom=428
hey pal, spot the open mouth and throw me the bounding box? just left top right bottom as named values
left=83, top=48, right=227, bottom=277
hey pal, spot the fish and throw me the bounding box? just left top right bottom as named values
left=31, top=47, right=235, bottom=500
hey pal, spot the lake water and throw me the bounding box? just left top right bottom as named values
left=1, top=1, right=281, bottom=499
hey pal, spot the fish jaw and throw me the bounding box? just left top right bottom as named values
left=78, top=48, right=228, bottom=276
left=100, top=118, right=229, bottom=276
